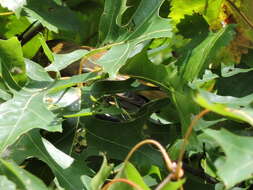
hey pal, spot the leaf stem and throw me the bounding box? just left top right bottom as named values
left=175, top=109, right=210, bottom=179
left=124, top=139, right=178, bottom=175
left=101, top=178, right=144, bottom=190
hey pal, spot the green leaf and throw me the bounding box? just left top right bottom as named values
left=45, top=49, right=89, bottom=73
left=159, top=178, right=185, bottom=190
left=7, top=130, right=93, bottom=190
left=120, top=47, right=179, bottom=90
left=195, top=90, right=253, bottom=126
left=24, top=0, right=82, bottom=32
left=97, top=0, right=173, bottom=78
left=25, top=59, right=53, bottom=82
left=0, top=175, right=16, bottom=190
left=110, top=162, right=151, bottom=190
left=0, top=37, right=27, bottom=87
left=0, top=159, right=48, bottom=190
left=221, top=63, right=253, bottom=78
left=82, top=116, right=163, bottom=169
left=183, top=25, right=235, bottom=82
left=90, top=79, right=138, bottom=98
left=48, top=72, right=99, bottom=93
left=91, top=156, right=113, bottom=190
left=169, top=0, right=224, bottom=26
left=0, top=88, right=61, bottom=154
left=204, top=128, right=253, bottom=188
left=39, top=35, right=54, bottom=62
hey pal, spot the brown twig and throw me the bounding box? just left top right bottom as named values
left=124, top=139, right=176, bottom=174
left=175, top=109, right=210, bottom=179
left=102, top=178, right=143, bottom=190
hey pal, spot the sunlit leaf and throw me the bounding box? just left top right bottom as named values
left=205, top=128, right=253, bottom=188
left=97, top=0, right=173, bottom=78
left=0, top=89, right=61, bottom=154
left=195, top=90, right=253, bottom=126
left=110, top=162, right=151, bottom=190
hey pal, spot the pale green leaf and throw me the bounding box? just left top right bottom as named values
left=45, top=49, right=89, bottom=73
left=195, top=90, right=253, bottom=126
left=0, top=175, right=16, bottom=190
left=205, top=129, right=253, bottom=188
left=0, top=89, right=61, bottom=154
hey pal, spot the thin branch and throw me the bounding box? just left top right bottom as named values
left=175, top=109, right=210, bottom=179
left=102, top=178, right=144, bottom=190
left=124, top=139, right=175, bottom=173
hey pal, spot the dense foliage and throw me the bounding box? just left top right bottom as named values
left=0, top=0, right=253, bottom=189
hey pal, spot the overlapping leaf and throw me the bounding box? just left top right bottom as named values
left=205, top=129, right=253, bottom=188
left=7, top=130, right=93, bottom=190
left=182, top=25, right=235, bottom=82
left=96, top=0, right=173, bottom=78
left=24, top=0, right=82, bottom=32
left=195, top=90, right=253, bottom=126
left=0, top=158, right=48, bottom=190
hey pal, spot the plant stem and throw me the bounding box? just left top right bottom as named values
left=175, top=109, right=210, bottom=179
left=124, top=139, right=179, bottom=175
left=102, top=178, right=144, bottom=190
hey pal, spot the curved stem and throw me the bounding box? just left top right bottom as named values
left=102, top=178, right=144, bottom=190
left=175, top=109, right=210, bottom=179
left=124, top=139, right=175, bottom=173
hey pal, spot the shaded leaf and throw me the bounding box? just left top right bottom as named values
left=0, top=159, right=48, bottom=190
left=7, top=130, right=93, bottom=190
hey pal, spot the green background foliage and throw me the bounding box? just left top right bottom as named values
left=0, top=0, right=253, bottom=189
